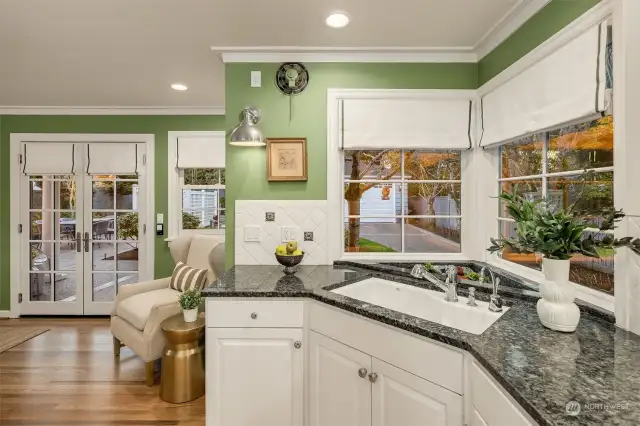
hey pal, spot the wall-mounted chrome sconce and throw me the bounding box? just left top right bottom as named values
left=229, top=106, right=265, bottom=146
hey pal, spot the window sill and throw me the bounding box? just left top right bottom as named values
left=340, top=252, right=471, bottom=263
left=488, top=257, right=614, bottom=313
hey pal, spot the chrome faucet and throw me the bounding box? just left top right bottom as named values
left=480, top=267, right=503, bottom=312
left=411, top=264, right=459, bottom=302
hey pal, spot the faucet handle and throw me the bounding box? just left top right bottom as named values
left=467, top=287, right=478, bottom=307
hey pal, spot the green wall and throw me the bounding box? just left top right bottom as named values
left=0, top=115, right=225, bottom=311
left=224, top=63, right=478, bottom=266
left=478, top=0, right=601, bottom=85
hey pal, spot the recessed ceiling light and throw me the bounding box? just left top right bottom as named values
left=326, top=13, right=349, bottom=28
left=171, top=83, right=188, bottom=91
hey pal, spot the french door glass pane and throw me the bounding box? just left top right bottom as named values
left=28, top=175, right=78, bottom=303
left=91, top=174, right=140, bottom=303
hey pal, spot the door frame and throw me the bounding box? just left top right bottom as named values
left=9, top=133, right=155, bottom=317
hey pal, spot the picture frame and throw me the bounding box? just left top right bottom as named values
left=266, top=138, right=308, bottom=181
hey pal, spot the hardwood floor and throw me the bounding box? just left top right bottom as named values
left=0, top=318, right=205, bottom=425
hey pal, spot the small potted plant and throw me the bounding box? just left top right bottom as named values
left=488, top=173, right=640, bottom=332
left=178, top=289, right=202, bottom=323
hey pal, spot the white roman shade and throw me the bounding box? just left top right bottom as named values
left=342, top=97, right=474, bottom=150
left=86, top=143, right=140, bottom=175
left=176, top=136, right=226, bottom=168
left=481, top=22, right=608, bottom=148
left=23, top=142, right=76, bottom=175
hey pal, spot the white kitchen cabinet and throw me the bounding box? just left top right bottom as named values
left=206, top=327, right=304, bottom=426
left=372, top=358, right=463, bottom=426
left=309, top=331, right=372, bottom=426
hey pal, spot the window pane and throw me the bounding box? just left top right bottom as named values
left=184, top=168, right=222, bottom=185
left=547, top=172, right=613, bottom=215
left=500, top=134, right=544, bottom=178
left=404, top=150, right=461, bottom=180
left=344, top=150, right=401, bottom=181
left=344, top=183, right=402, bottom=217
left=499, top=179, right=543, bottom=218
left=405, top=218, right=460, bottom=253
left=405, top=183, right=461, bottom=216
left=344, top=218, right=399, bottom=252
left=182, top=209, right=214, bottom=229
left=548, top=117, right=613, bottom=173
left=498, top=220, right=542, bottom=270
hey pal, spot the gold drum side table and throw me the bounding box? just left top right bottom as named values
left=160, top=313, right=205, bottom=403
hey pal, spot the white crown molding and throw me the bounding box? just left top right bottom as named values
left=475, top=0, right=552, bottom=60
left=213, top=46, right=477, bottom=63
left=478, top=0, right=612, bottom=96
left=0, top=106, right=225, bottom=115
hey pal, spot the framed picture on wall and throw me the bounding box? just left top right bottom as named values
left=266, top=138, right=308, bottom=181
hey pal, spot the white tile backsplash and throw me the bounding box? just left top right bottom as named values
left=235, top=200, right=329, bottom=265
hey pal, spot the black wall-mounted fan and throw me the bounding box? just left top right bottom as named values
left=275, top=62, right=309, bottom=95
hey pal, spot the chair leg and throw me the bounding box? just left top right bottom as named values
left=145, top=361, right=155, bottom=387
left=113, top=336, right=121, bottom=357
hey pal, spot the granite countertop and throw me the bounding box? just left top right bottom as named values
left=202, top=264, right=640, bottom=426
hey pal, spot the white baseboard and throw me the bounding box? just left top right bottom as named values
left=0, top=311, right=13, bottom=318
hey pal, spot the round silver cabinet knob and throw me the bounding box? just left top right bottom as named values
left=368, top=373, right=378, bottom=383
left=358, top=368, right=368, bottom=378
left=250, top=312, right=258, bottom=319
left=294, top=341, right=302, bottom=349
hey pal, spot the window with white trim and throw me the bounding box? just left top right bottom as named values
left=343, top=150, right=462, bottom=253
left=497, top=116, right=614, bottom=294
left=179, top=168, right=225, bottom=231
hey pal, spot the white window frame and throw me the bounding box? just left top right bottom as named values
left=495, top=124, right=615, bottom=311
left=167, top=131, right=226, bottom=240
left=475, top=1, right=618, bottom=313
left=327, top=89, right=478, bottom=263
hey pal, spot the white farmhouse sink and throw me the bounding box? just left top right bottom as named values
left=331, top=277, right=508, bottom=335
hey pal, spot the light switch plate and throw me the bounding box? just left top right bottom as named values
left=156, top=213, right=164, bottom=224
left=244, top=225, right=262, bottom=242
left=251, top=71, right=261, bottom=87
left=281, top=226, right=300, bottom=243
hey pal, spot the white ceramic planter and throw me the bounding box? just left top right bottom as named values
left=536, top=258, right=580, bottom=332
left=183, top=308, right=198, bottom=323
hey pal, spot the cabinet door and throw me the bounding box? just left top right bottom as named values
left=309, top=331, right=371, bottom=426
left=372, top=358, right=463, bottom=426
left=207, top=328, right=304, bottom=426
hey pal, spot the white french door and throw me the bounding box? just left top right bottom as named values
left=20, top=142, right=148, bottom=315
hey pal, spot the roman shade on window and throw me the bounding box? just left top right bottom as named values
left=86, top=143, right=140, bottom=175
left=176, top=136, right=226, bottom=169
left=480, top=23, right=608, bottom=148
left=23, top=142, right=76, bottom=175
left=341, top=97, right=474, bottom=150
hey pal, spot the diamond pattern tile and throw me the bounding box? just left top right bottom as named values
left=235, top=200, right=329, bottom=265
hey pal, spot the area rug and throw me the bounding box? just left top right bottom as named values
left=0, top=327, right=50, bottom=353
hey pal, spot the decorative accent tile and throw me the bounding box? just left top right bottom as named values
left=236, top=200, right=329, bottom=265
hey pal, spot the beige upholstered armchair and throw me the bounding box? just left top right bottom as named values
left=110, top=234, right=225, bottom=385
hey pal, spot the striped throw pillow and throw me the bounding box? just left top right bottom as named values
left=170, top=262, right=208, bottom=292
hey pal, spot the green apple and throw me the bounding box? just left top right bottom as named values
left=275, top=245, right=287, bottom=256
left=286, top=241, right=298, bottom=254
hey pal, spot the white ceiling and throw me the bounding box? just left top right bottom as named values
left=0, top=0, right=523, bottom=109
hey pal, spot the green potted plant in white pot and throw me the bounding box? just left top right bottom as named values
left=178, top=289, right=202, bottom=323
left=488, top=174, right=640, bottom=332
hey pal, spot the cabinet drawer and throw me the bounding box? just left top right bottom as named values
left=470, top=360, right=534, bottom=426
left=206, top=299, right=304, bottom=328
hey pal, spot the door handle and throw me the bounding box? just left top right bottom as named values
left=84, top=231, right=90, bottom=253
left=76, top=232, right=82, bottom=252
